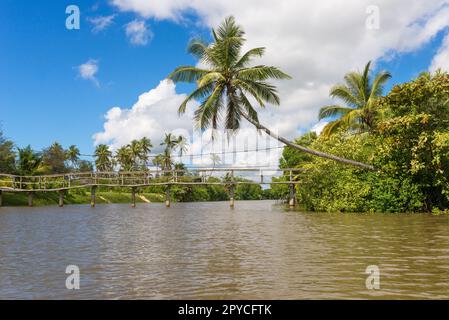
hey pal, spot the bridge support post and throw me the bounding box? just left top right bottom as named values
left=289, top=184, right=296, bottom=208
left=165, top=185, right=171, bottom=208
left=229, top=187, right=235, bottom=209
left=28, top=191, right=34, bottom=207
left=0, top=190, right=3, bottom=207
left=131, top=187, right=136, bottom=208
left=59, top=190, right=65, bottom=207
left=90, top=186, right=97, bottom=208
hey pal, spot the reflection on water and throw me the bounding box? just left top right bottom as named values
left=0, top=201, right=448, bottom=299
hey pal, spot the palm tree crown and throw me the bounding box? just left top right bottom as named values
left=169, top=16, right=291, bottom=131
left=169, top=16, right=376, bottom=170
left=319, top=61, right=391, bottom=137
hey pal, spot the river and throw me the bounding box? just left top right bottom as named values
left=0, top=200, right=448, bottom=299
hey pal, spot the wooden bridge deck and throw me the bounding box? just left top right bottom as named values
left=0, top=168, right=303, bottom=208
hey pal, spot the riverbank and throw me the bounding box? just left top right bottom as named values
left=0, top=190, right=165, bottom=207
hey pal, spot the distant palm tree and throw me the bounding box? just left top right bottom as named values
left=129, top=140, right=143, bottom=170
left=169, top=16, right=375, bottom=170
left=139, top=137, right=153, bottom=164
left=115, top=145, right=133, bottom=171
left=17, top=145, right=42, bottom=175
left=319, top=61, right=391, bottom=137
left=94, top=144, right=113, bottom=172
left=175, top=135, right=189, bottom=157
left=66, top=145, right=80, bottom=169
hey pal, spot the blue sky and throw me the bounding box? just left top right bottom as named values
left=1, top=0, right=448, bottom=163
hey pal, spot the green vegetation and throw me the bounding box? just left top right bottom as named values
left=276, top=71, right=449, bottom=213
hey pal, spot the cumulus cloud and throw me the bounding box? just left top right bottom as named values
left=93, top=79, right=284, bottom=168
left=94, top=79, right=195, bottom=150
left=430, top=33, right=449, bottom=72
left=76, top=59, right=99, bottom=86
left=87, top=14, right=116, bottom=33
left=125, top=19, right=153, bottom=45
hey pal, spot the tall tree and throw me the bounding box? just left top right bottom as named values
left=169, top=16, right=375, bottom=170
left=94, top=144, right=113, bottom=172
left=42, top=142, right=68, bottom=173
left=0, top=129, right=16, bottom=174
left=66, top=145, right=80, bottom=169
left=319, top=61, right=391, bottom=137
left=115, top=145, right=133, bottom=171
left=16, top=145, right=42, bottom=175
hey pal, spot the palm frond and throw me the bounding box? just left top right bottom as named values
left=234, top=47, right=265, bottom=69
left=237, top=66, right=291, bottom=81
left=318, top=105, right=352, bottom=120
left=168, top=66, right=208, bottom=83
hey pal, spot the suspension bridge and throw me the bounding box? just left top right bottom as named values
left=0, top=168, right=303, bottom=208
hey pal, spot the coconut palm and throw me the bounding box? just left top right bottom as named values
left=139, top=137, right=153, bottom=163
left=66, top=145, right=80, bottom=169
left=129, top=140, right=143, bottom=169
left=17, top=145, right=42, bottom=175
left=319, top=61, right=391, bottom=137
left=115, top=145, right=133, bottom=171
left=94, top=144, right=113, bottom=172
left=175, top=135, right=189, bottom=157
left=169, top=16, right=375, bottom=170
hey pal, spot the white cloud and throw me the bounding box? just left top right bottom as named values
left=111, top=0, right=449, bottom=139
left=94, top=79, right=195, bottom=150
left=430, top=33, right=449, bottom=72
left=76, top=59, right=99, bottom=86
left=125, top=20, right=153, bottom=45
left=87, top=15, right=116, bottom=33
left=93, top=79, right=284, bottom=168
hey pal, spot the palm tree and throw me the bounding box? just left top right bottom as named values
left=175, top=135, right=189, bottom=157
left=129, top=140, right=143, bottom=170
left=17, top=146, right=42, bottom=175
left=66, top=145, right=80, bottom=169
left=169, top=16, right=375, bottom=170
left=94, top=144, right=113, bottom=172
left=139, top=137, right=153, bottom=164
left=319, top=61, right=391, bottom=137
left=115, top=146, right=133, bottom=171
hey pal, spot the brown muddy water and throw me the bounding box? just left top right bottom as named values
left=0, top=200, right=448, bottom=299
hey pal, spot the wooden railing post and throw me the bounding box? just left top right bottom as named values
left=165, top=185, right=171, bottom=208
left=0, top=190, right=3, bottom=207
left=131, top=187, right=136, bottom=208
left=59, top=190, right=65, bottom=207
left=27, top=191, right=34, bottom=207
left=90, top=186, right=97, bottom=208
left=230, top=170, right=235, bottom=209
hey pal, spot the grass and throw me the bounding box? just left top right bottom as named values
left=1, top=189, right=165, bottom=207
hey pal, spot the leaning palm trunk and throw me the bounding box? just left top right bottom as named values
left=240, top=112, right=376, bottom=171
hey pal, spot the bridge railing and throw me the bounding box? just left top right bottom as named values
left=0, top=168, right=305, bottom=192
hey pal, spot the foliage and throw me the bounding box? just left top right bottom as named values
left=41, top=142, right=68, bottom=174
left=17, top=145, right=42, bottom=175
left=319, top=61, right=391, bottom=137
left=282, top=71, right=449, bottom=213
left=0, top=129, right=16, bottom=174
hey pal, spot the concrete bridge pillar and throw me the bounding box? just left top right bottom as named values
left=289, top=184, right=296, bottom=208
left=59, top=190, right=65, bottom=207
left=28, top=192, right=34, bottom=207
left=90, top=186, right=97, bottom=208
left=131, top=187, right=136, bottom=208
